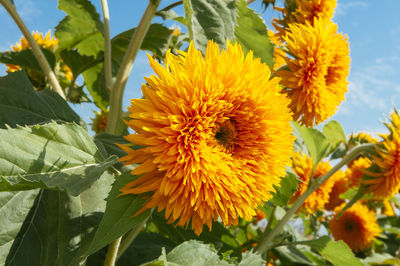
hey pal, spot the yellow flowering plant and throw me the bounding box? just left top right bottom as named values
left=0, top=0, right=399, bottom=265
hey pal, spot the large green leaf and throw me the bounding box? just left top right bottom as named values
left=0, top=122, right=117, bottom=196
left=294, top=122, right=331, bottom=168
left=0, top=190, right=40, bottom=265
left=148, top=240, right=232, bottom=266
left=238, top=251, right=264, bottom=266
left=234, top=0, right=274, bottom=67
left=183, top=0, right=237, bottom=53
left=271, top=172, right=298, bottom=206
left=323, top=120, right=346, bottom=151
left=5, top=170, right=114, bottom=266
left=112, top=23, right=173, bottom=64
left=272, top=246, right=314, bottom=266
left=301, top=236, right=363, bottom=266
left=81, top=62, right=109, bottom=110
left=60, top=49, right=99, bottom=79
left=55, top=0, right=104, bottom=57
left=0, top=71, right=81, bottom=128
left=85, top=171, right=150, bottom=255
left=0, top=48, right=56, bottom=72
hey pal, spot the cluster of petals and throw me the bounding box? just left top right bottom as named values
left=277, top=18, right=350, bottom=126
left=329, top=203, right=381, bottom=251
left=290, top=152, right=339, bottom=214
left=363, top=112, right=400, bottom=198
left=119, top=41, right=295, bottom=235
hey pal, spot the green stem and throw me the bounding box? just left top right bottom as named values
left=106, top=0, right=161, bottom=135
left=117, top=210, right=153, bottom=259
left=0, top=0, right=66, bottom=99
left=104, top=237, right=122, bottom=266
left=259, top=206, right=276, bottom=245
left=100, top=0, right=112, bottom=93
left=159, top=1, right=182, bottom=12
left=255, top=143, right=375, bottom=254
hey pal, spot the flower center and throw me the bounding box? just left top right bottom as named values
left=345, top=221, right=356, bottom=232
left=215, top=120, right=237, bottom=152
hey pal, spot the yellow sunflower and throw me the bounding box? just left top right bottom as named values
left=277, top=18, right=350, bottom=127
left=91, top=109, right=109, bottom=133
left=329, top=203, right=381, bottom=251
left=267, top=30, right=286, bottom=71
left=290, top=152, right=336, bottom=214
left=363, top=112, right=400, bottom=198
left=6, top=30, right=73, bottom=82
left=118, top=41, right=295, bottom=235
left=346, top=157, right=372, bottom=188
left=325, top=171, right=347, bottom=211
left=272, top=0, right=336, bottom=42
left=349, top=132, right=379, bottom=144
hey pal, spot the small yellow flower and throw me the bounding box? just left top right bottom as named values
left=325, top=171, right=348, bottom=211
left=277, top=19, right=350, bottom=126
left=329, top=203, right=381, bottom=251
left=290, top=152, right=337, bottom=214
left=118, top=41, right=295, bottom=235
left=346, top=157, right=372, bottom=188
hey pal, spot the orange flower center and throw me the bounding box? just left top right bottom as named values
left=215, top=119, right=237, bottom=152
left=344, top=220, right=357, bottom=232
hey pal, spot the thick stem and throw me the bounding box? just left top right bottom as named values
left=106, top=0, right=161, bottom=135
left=0, top=0, right=66, bottom=99
left=103, top=237, right=122, bottom=266
left=159, top=1, right=182, bottom=12
left=100, top=0, right=112, bottom=93
left=117, top=211, right=152, bottom=259
left=255, top=143, right=375, bottom=254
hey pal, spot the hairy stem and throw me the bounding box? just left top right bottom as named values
left=0, top=0, right=66, bottom=99
left=104, top=237, right=122, bottom=266
left=106, top=0, right=161, bottom=135
left=100, top=0, right=112, bottom=93
left=255, top=143, right=375, bottom=254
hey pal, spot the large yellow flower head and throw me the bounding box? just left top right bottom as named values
left=277, top=18, right=350, bottom=127
left=329, top=203, right=381, bottom=251
left=290, top=152, right=336, bottom=214
left=363, top=111, right=400, bottom=198
left=119, top=41, right=295, bottom=235
left=272, top=0, right=336, bottom=42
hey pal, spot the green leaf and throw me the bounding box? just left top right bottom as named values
left=156, top=10, right=186, bottom=25
left=0, top=122, right=117, bottom=196
left=301, top=236, right=363, bottom=266
left=85, top=171, right=150, bottom=255
left=272, top=246, right=314, bottom=266
left=60, top=49, right=99, bottom=79
left=55, top=0, right=104, bottom=57
left=323, top=120, right=346, bottom=150
left=0, top=190, right=40, bottom=265
left=112, top=23, right=173, bottom=64
left=151, top=240, right=233, bottom=266
left=82, top=62, right=109, bottom=110
left=183, top=0, right=237, bottom=53
left=0, top=71, right=82, bottom=128
left=5, top=170, right=114, bottom=266
left=93, top=132, right=129, bottom=159
left=271, top=172, right=298, bottom=206
left=238, top=251, right=264, bottom=266
left=294, top=122, right=331, bottom=168
left=234, top=0, right=274, bottom=67
left=0, top=48, right=56, bottom=71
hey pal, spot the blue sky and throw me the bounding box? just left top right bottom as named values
left=1, top=0, right=399, bottom=136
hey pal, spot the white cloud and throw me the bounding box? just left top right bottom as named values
left=13, top=0, right=42, bottom=22
left=335, top=1, right=368, bottom=17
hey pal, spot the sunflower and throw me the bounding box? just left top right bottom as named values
left=325, top=171, right=347, bottom=211
left=349, top=132, right=378, bottom=144
left=290, top=152, right=336, bottom=214
left=118, top=41, right=295, bottom=235
left=272, top=0, right=336, bottom=42
left=363, top=112, right=400, bottom=198
left=267, top=30, right=286, bottom=70
left=6, top=30, right=73, bottom=82
left=329, top=203, right=381, bottom=251
left=91, top=109, right=109, bottom=133
left=277, top=18, right=350, bottom=127
left=346, top=157, right=372, bottom=188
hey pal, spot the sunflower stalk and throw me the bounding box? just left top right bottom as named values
left=104, top=237, right=122, bottom=266
left=0, top=0, right=66, bottom=99
left=100, top=0, right=112, bottom=93
left=255, top=143, right=375, bottom=254
left=106, top=0, right=161, bottom=135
